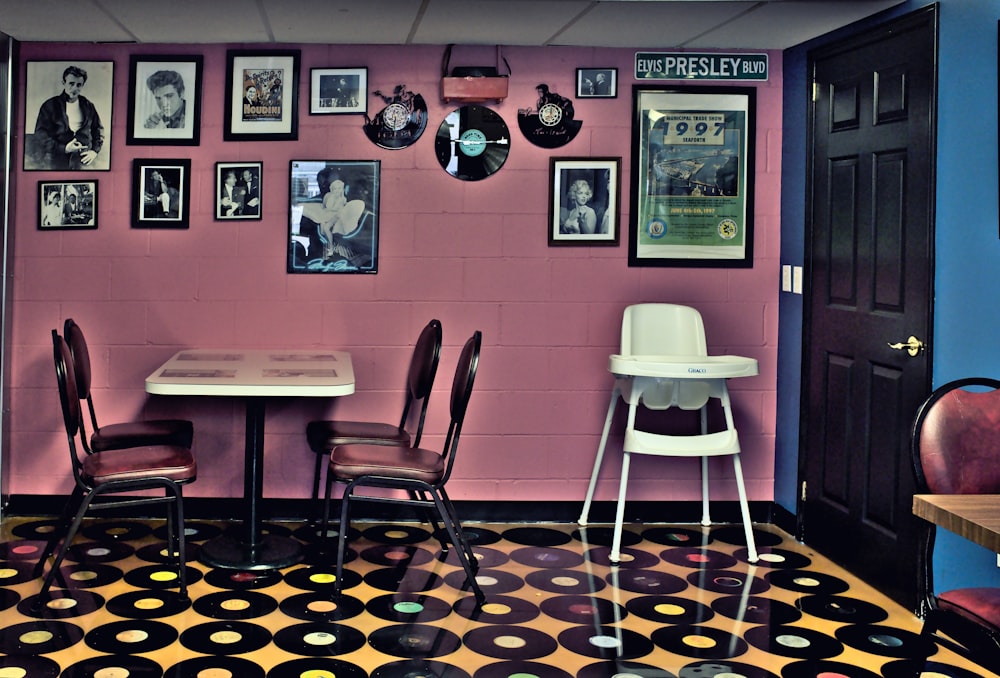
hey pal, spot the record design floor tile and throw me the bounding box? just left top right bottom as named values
left=0, top=517, right=996, bottom=677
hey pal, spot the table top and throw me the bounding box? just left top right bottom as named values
left=912, top=494, right=1000, bottom=553
left=145, top=349, right=355, bottom=397
left=609, top=354, right=759, bottom=379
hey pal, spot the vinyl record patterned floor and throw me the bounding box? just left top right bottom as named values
left=0, top=517, right=995, bottom=677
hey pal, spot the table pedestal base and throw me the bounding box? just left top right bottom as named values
left=199, top=533, right=303, bottom=571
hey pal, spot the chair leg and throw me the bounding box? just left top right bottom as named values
left=699, top=406, right=711, bottom=526
left=311, top=451, right=324, bottom=502
left=439, top=486, right=478, bottom=573
left=430, top=490, right=484, bottom=605
left=334, top=483, right=354, bottom=596
left=610, top=450, right=632, bottom=564
left=33, top=485, right=84, bottom=579
left=410, top=489, right=445, bottom=547
left=39, top=491, right=98, bottom=600
left=319, top=470, right=339, bottom=551
left=172, top=486, right=188, bottom=598
left=579, top=387, right=620, bottom=526
left=699, top=456, right=711, bottom=526
left=732, top=453, right=758, bottom=562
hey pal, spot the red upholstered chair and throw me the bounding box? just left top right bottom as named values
left=64, top=318, right=193, bottom=453
left=321, top=331, right=484, bottom=604
left=35, top=330, right=197, bottom=600
left=306, top=319, right=442, bottom=502
left=911, top=377, right=1000, bottom=673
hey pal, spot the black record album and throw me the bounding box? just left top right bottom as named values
left=435, top=105, right=510, bottom=181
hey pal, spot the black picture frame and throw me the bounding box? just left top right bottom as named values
left=38, top=181, right=97, bottom=230
left=224, top=49, right=300, bottom=141
left=131, top=159, right=191, bottom=229
left=629, top=84, right=755, bottom=268
left=288, top=160, right=380, bottom=274
left=126, top=54, right=203, bottom=146
left=23, top=60, right=113, bottom=171
left=216, top=161, right=263, bottom=221
left=310, top=67, right=367, bottom=115
left=549, top=157, right=621, bottom=246
left=576, top=68, right=617, bottom=98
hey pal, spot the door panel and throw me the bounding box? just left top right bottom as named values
left=803, top=6, right=936, bottom=612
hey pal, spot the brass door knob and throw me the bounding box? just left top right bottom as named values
left=887, top=335, right=926, bottom=357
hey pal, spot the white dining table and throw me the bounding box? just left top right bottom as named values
left=146, top=349, right=355, bottom=571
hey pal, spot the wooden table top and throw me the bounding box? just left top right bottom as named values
left=912, top=494, right=1000, bottom=553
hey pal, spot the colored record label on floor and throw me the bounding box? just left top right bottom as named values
left=273, top=621, right=367, bottom=656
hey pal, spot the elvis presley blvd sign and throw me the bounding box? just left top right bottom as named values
left=635, top=53, right=768, bottom=81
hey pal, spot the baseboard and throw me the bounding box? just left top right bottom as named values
left=770, top=501, right=797, bottom=537
left=4, top=494, right=778, bottom=527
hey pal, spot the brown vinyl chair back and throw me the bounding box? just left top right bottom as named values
left=63, top=318, right=98, bottom=448
left=912, top=377, right=1000, bottom=495
left=439, top=330, right=480, bottom=483
left=53, top=329, right=88, bottom=480
left=401, top=318, right=443, bottom=447
left=910, top=377, right=1000, bottom=671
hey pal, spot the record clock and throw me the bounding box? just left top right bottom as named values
left=362, top=85, right=427, bottom=150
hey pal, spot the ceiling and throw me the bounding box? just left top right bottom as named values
left=1, top=0, right=904, bottom=50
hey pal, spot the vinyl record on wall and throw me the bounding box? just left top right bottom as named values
left=435, top=105, right=510, bottom=181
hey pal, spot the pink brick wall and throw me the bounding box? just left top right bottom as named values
left=10, top=43, right=781, bottom=505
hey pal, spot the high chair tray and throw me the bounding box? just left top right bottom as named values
left=608, top=354, right=758, bottom=379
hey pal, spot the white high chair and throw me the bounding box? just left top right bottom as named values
left=578, top=303, right=759, bottom=563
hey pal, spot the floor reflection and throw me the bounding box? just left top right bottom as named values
left=0, top=518, right=994, bottom=677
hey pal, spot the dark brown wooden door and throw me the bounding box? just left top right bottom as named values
left=802, top=6, right=936, bottom=612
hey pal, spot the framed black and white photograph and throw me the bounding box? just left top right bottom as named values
left=630, top=85, right=755, bottom=267
left=216, top=162, right=263, bottom=220
left=127, top=55, right=203, bottom=145
left=38, top=181, right=97, bottom=230
left=549, top=157, right=621, bottom=246
left=224, top=49, right=300, bottom=141
left=131, top=159, right=191, bottom=228
left=23, top=60, right=113, bottom=171
left=576, top=68, right=617, bottom=98
left=288, top=160, right=380, bottom=274
left=310, top=67, right=367, bottom=115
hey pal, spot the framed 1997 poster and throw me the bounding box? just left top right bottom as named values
left=629, top=85, right=755, bottom=268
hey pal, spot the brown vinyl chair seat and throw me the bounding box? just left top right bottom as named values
left=330, top=443, right=443, bottom=485
left=92, top=419, right=194, bottom=453
left=64, top=318, right=194, bottom=453
left=306, top=420, right=410, bottom=453
left=938, top=588, right=1000, bottom=632
left=82, top=445, right=196, bottom=487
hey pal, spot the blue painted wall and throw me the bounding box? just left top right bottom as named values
left=778, top=0, right=1000, bottom=593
